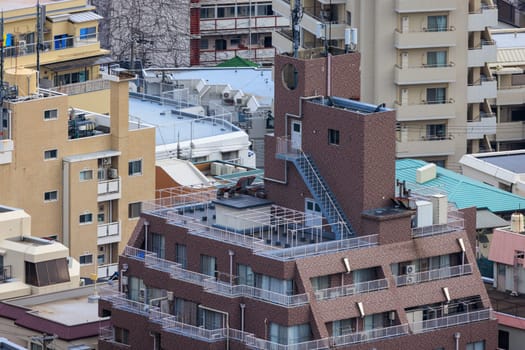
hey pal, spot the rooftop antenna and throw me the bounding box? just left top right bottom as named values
left=291, top=0, right=303, bottom=58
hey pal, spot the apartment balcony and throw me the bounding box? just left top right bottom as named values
left=97, top=221, right=122, bottom=245
left=300, top=10, right=347, bottom=41
left=98, top=263, right=119, bottom=279
left=0, top=139, right=14, bottom=165
left=50, top=79, right=110, bottom=96
left=395, top=100, right=456, bottom=121
left=467, top=42, right=497, bottom=67
left=497, top=86, right=525, bottom=105
left=394, top=28, right=457, bottom=49
left=467, top=79, right=497, bottom=103
left=98, top=177, right=121, bottom=201
left=272, top=29, right=293, bottom=54
left=496, top=121, right=525, bottom=141
left=410, top=308, right=493, bottom=334
left=314, top=278, right=389, bottom=301
left=395, top=0, right=457, bottom=12
left=411, top=210, right=464, bottom=237
left=394, top=63, right=456, bottom=85
left=468, top=6, right=498, bottom=32
left=272, top=0, right=292, bottom=18
left=395, top=264, right=473, bottom=287
left=200, top=47, right=276, bottom=66
left=396, top=137, right=456, bottom=157
left=200, top=16, right=289, bottom=35
left=467, top=114, right=496, bottom=140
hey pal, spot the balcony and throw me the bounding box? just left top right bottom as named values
left=467, top=114, right=496, bottom=140
left=301, top=9, right=347, bottom=40
left=272, top=29, right=293, bottom=54
left=497, top=86, right=525, bottom=105
left=411, top=209, right=464, bottom=237
left=200, top=16, right=289, bottom=34
left=272, top=0, right=291, bottom=18
left=395, top=0, right=457, bottom=12
left=394, top=63, right=456, bottom=85
left=395, top=264, right=473, bottom=287
left=200, top=47, right=276, bottom=65
left=50, top=79, right=110, bottom=96
left=410, top=308, right=493, bottom=334
left=395, top=100, right=456, bottom=121
left=0, top=139, right=14, bottom=165
left=97, top=221, right=122, bottom=245
left=396, top=137, right=456, bottom=157
left=98, top=177, right=121, bottom=201
left=395, top=28, right=457, bottom=49
left=496, top=121, right=525, bottom=141
left=467, top=79, right=497, bottom=103
left=98, top=263, right=119, bottom=279
left=467, top=42, right=497, bottom=67
left=315, top=278, right=389, bottom=301
left=468, top=6, right=498, bottom=32
left=0, top=265, right=12, bottom=282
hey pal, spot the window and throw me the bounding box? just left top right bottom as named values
left=25, top=258, right=70, bottom=286
left=466, top=341, right=485, bottom=350
left=200, top=6, right=215, bottom=19
left=238, top=264, right=255, bottom=286
left=114, top=326, right=130, bottom=345
left=328, top=129, right=340, bottom=145
left=215, top=39, right=227, bottom=50
left=237, top=5, right=255, bottom=17
left=79, top=169, right=93, bottom=181
left=200, top=39, right=209, bottom=50
left=79, top=213, right=93, bottom=224
left=79, top=26, right=96, bottom=40
left=217, top=6, right=235, bottom=18
left=44, top=109, right=58, bottom=120
left=426, top=124, right=447, bottom=140
left=128, top=202, right=142, bottom=218
left=128, top=159, right=142, bottom=176
left=270, top=322, right=312, bottom=345
left=148, top=233, right=165, bottom=259
left=222, top=150, right=238, bottom=161
left=257, top=4, right=273, bottom=16
left=79, top=254, right=93, bottom=265
left=230, top=38, right=240, bottom=47
left=44, top=149, right=58, bottom=160
left=44, top=190, right=58, bottom=202
left=201, top=255, right=217, bottom=277
left=427, top=15, right=448, bottom=32
left=426, top=87, right=446, bottom=104
left=426, top=51, right=447, bottom=67
left=176, top=244, right=187, bottom=268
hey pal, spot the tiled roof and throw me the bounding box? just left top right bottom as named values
left=497, top=48, right=525, bottom=65
left=69, top=11, right=103, bottom=23
left=395, top=159, right=525, bottom=213
left=216, top=56, right=260, bottom=68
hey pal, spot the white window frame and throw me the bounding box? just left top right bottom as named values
left=79, top=169, right=93, bottom=181
left=79, top=253, right=93, bottom=265
left=128, top=159, right=143, bottom=176
left=43, top=109, right=58, bottom=120
left=44, top=190, right=58, bottom=202
left=79, top=212, right=93, bottom=225
left=44, top=149, right=58, bottom=160
left=128, top=202, right=142, bottom=219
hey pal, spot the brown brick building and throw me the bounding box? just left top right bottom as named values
left=98, top=50, right=497, bottom=349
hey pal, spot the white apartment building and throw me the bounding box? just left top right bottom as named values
left=272, top=0, right=499, bottom=170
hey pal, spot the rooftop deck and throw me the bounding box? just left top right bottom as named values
left=487, top=282, right=525, bottom=319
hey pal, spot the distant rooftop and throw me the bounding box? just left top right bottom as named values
left=311, top=96, right=391, bottom=114
left=478, top=153, right=525, bottom=174
left=396, top=159, right=525, bottom=213
left=128, top=95, right=242, bottom=146
left=492, top=29, right=525, bottom=48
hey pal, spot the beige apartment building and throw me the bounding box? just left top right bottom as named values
left=272, top=0, right=499, bottom=170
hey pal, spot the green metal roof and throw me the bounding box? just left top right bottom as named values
left=396, top=159, right=525, bottom=213
left=216, top=56, right=260, bottom=68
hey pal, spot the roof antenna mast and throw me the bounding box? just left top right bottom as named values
left=291, top=0, right=302, bottom=58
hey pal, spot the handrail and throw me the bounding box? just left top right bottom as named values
left=410, top=308, right=492, bottom=333
left=315, top=278, right=388, bottom=300
left=395, top=264, right=472, bottom=286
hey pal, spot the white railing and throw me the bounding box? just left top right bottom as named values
left=98, top=263, right=119, bottom=279
left=411, top=218, right=464, bottom=237
left=50, top=79, right=110, bottom=95
left=98, top=177, right=120, bottom=196
left=331, top=324, right=410, bottom=347
left=97, top=221, right=120, bottom=238
left=315, top=278, right=388, bottom=301
left=410, top=309, right=492, bottom=333
left=396, top=264, right=473, bottom=286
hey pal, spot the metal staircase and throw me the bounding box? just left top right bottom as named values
left=291, top=153, right=355, bottom=239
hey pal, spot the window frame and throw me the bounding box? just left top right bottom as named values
left=43, top=109, right=58, bottom=120
left=328, top=128, right=340, bottom=145
left=79, top=26, right=97, bottom=40
left=79, top=212, right=93, bottom=225
left=79, top=254, right=93, bottom=265
left=128, top=202, right=142, bottom=219
left=44, top=149, right=58, bottom=160
left=128, top=159, right=143, bottom=176
left=79, top=169, right=93, bottom=181
left=44, top=190, right=58, bottom=202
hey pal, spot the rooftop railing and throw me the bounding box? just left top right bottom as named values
left=409, top=308, right=492, bottom=333
left=314, top=278, right=388, bottom=301
left=395, top=264, right=473, bottom=287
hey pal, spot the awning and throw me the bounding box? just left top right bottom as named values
left=43, top=55, right=114, bottom=72
left=476, top=209, right=509, bottom=229
left=68, top=11, right=103, bottom=23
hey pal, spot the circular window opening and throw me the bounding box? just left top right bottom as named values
left=282, top=63, right=298, bottom=90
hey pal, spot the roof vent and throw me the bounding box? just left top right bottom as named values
left=416, top=163, right=436, bottom=184
left=511, top=212, right=524, bottom=233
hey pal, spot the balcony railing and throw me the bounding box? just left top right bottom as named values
left=98, top=177, right=121, bottom=196
left=0, top=265, right=12, bottom=282
left=410, top=308, right=493, bottom=333
left=314, top=278, right=389, bottom=301
left=395, top=264, right=473, bottom=287
left=125, top=247, right=309, bottom=307
left=411, top=219, right=464, bottom=237
left=97, top=221, right=120, bottom=238
left=101, top=294, right=410, bottom=349
left=50, top=79, right=110, bottom=96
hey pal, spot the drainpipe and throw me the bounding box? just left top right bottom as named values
left=454, top=332, right=460, bottom=350
left=228, top=250, right=234, bottom=285
left=144, top=220, right=150, bottom=252
left=240, top=303, right=246, bottom=334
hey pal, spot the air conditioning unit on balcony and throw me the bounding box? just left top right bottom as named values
left=406, top=276, right=416, bottom=284
left=406, top=264, right=416, bottom=274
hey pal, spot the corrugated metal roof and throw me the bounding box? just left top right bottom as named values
left=69, top=11, right=103, bottom=23
left=497, top=48, right=525, bottom=65
left=395, top=159, right=525, bottom=213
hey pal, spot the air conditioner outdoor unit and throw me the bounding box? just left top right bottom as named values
left=108, top=168, right=118, bottom=179
left=223, top=91, right=231, bottom=99
left=406, top=264, right=416, bottom=274
left=406, top=276, right=416, bottom=284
